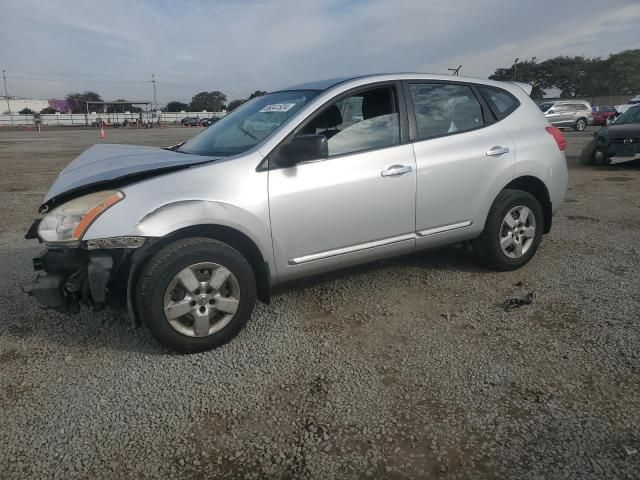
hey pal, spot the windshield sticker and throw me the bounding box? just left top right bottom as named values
left=259, top=103, right=296, bottom=113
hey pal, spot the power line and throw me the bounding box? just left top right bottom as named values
left=8, top=69, right=150, bottom=78
left=7, top=75, right=151, bottom=84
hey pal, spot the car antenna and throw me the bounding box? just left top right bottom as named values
left=448, top=65, right=462, bottom=76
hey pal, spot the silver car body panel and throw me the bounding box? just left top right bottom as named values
left=64, top=73, right=565, bottom=286
left=268, top=142, right=417, bottom=281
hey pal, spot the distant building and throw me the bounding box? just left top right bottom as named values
left=48, top=99, right=70, bottom=112
left=1, top=97, right=51, bottom=114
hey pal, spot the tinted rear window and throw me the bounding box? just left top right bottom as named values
left=479, top=86, right=519, bottom=119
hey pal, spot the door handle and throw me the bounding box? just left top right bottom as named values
left=486, top=146, right=510, bottom=156
left=381, top=165, right=412, bottom=177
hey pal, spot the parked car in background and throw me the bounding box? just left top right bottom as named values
left=201, top=117, right=218, bottom=127
left=181, top=117, right=201, bottom=127
left=580, top=105, right=640, bottom=165
left=23, top=73, right=568, bottom=353
left=592, top=106, right=617, bottom=126
left=614, top=96, right=640, bottom=116
left=539, top=100, right=593, bottom=131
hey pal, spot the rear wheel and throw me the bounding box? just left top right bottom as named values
left=574, top=117, right=587, bottom=131
left=136, top=237, right=256, bottom=353
left=472, top=189, right=543, bottom=271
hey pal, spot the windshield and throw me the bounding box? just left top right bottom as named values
left=614, top=106, right=640, bottom=125
left=178, top=90, right=320, bottom=156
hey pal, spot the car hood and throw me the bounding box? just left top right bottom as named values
left=41, top=144, right=219, bottom=211
left=602, top=124, right=640, bottom=138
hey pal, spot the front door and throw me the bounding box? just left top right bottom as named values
left=268, top=84, right=416, bottom=281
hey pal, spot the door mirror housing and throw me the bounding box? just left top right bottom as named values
left=278, top=134, right=328, bottom=167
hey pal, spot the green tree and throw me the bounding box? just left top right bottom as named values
left=19, top=108, right=35, bottom=115
left=227, top=99, right=246, bottom=112
left=248, top=90, right=267, bottom=100
left=489, top=58, right=547, bottom=98
left=605, top=49, right=640, bottom=95
left=65, top=91, right=103, bottom=113
left=40, top=107, right=57, bottom=114
left=164, top=101, right=189, bottom=112
left=489, top=49, right=640, bottom=98
left=189, top=91, right=227, bottom=112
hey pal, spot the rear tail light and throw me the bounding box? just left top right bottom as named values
left=546, top=126, right=566, bottom=151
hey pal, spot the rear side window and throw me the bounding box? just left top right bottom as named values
left=409, top=83, right=484, bottom=140
left=478, top=86, right=519, bottom=119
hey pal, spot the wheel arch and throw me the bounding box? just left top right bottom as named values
left=503, top=175, right=552, bottom=233
left=126, top=224, right=272, bottom=326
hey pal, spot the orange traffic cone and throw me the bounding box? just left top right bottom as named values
left=100, top=126, right=106, bottom=139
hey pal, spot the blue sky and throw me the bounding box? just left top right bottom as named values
left=1, top=0, right=639, bottom=104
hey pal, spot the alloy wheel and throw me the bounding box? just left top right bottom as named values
left=163, top=262, right=240, bottom=337
left=499, top=206, right=536, bottom=259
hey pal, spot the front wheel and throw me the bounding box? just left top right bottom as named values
left=593, top=146, right=609, bottom=166
left=136, top=237, right=257, bottom=353
left=472, top=189, right=543, bottom=271
left=574, top=118, right=587, bottom=131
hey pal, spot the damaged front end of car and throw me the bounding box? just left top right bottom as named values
left=23, top=218, right=145, bottom=314
left=21, top=187, right=144, bottom=314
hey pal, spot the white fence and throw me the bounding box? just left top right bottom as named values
left=0, top=111, right=226, bottom=127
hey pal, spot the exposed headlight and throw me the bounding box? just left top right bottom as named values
left=38, top=191, right=124, bottom=243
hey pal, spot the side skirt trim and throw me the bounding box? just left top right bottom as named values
left=416, top=220, right=472, bottom=237
left=289, top=233, right=415, bottom=265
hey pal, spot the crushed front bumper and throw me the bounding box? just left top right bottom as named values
left=22, top=220, right=138, bottom=314
left=22, top=247, right=116, bottom=313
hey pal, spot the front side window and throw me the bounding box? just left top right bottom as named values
left=409, top=83, right=484, bottom=140
left=178, top=90, right=319, bottom=156
left=299, top=86, right=400, bottom=157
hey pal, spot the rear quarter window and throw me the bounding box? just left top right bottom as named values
left=478, top=86, right=520, bottom=120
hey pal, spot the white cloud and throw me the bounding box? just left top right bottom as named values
left=0, top=0, right=638, bottom=103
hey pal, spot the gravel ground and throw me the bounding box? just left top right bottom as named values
left=0, top=127, right=639, bottom=479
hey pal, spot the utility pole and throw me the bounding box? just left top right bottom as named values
left=2, top=69, right=11, bottom=113
left=151, top=74, right=158, bottom=111
left=2, top=69, right=13, bottom=126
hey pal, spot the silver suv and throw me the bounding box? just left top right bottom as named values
left=24, top=74, right=568, bottom=353
left=539, top=99, right=593, bottom=131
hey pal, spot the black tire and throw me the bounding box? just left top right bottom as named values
left=593, top=146, right=609, bottom=166
left=574, top=117, right=587, bottom=131
left=136, top=237, right=256, bottom=353
left=472, top=189, right=544, bottom=271
left=580, top=139, right=596, bottom=166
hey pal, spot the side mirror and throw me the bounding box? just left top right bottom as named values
left=278, top=134, right=328, bottom=167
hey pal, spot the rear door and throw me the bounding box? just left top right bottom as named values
left=404, top=81, right=516, bottom=249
